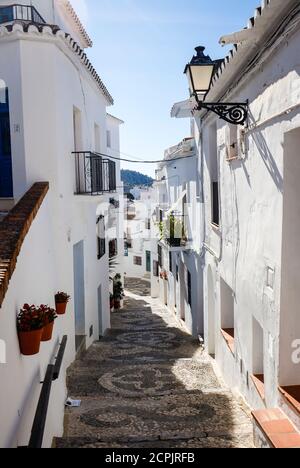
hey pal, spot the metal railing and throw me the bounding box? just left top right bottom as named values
left=162, top=213, right=187, bottom=248
left=0, top=4, right=46, bottom=25
left=25, top=336, right=68, bottom=449
left=73, top=151, right=117, bottom=195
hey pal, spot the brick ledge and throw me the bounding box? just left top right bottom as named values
left=0, top=182, right=49, bottom=307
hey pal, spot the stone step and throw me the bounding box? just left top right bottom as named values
left=55, top=433, right=254, bottom=449
left=61, top=394, right=252, bottom=445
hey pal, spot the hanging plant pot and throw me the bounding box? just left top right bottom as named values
left=55, top=301, right=67, bottom=315
left=18, top=329, right=43, bottom=356
left=55, top=292, right=70, bottom=315
left=42, top=321, right=54, bottom=342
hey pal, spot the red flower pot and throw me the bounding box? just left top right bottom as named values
left=42, top=322, right=54, bottom=342
left=18, top=329, right=43, bottom=356
left=56, top=301, right=67, bottom=315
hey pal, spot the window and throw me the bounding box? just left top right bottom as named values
left=212, top=182, right=220, bottom=226
left=134, top=256, right=142, bottom=266
left=146, top=218, right=151, bottom=230
left=169, top=252, right=173, bottom=273
left=97, top=215, right=105, bottom=259
left=158, top=245, right=163, bottom=268
left=220, top=279, right=235, bottom=354
left=124, top=241, right=129, bottom=257
left=209, top=122, right=220, bottom=227
left=153, top=260, right=159, bottom=277
left=0, top=81, right=13, bottom=198
left=109, top=239, right=118, bottom=258
left=187, top=271, right=192, bottom=306
left=251, top=318, right=265, bottom=400
left=107, top=130, right=111, bottom=148
left=159, top=209, right=163, bottom=223
left=146, top=251, right=151, bottom=272
left=176, top=264, right=179, bottom=282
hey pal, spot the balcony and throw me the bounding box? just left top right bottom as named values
left=158, top=213, right=188, bottom=250
left=0, top=4, right=46, bottom=25
left=73, top=152, right=116, bottom=196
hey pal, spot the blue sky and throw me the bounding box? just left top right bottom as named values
left=72, top=0, right=260, bottom=177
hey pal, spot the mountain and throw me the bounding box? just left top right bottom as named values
left=121, top=170, right=154, bottom=189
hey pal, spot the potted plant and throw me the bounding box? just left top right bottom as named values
left=160, top=270, right=168, bottom=281
left=165, top=214, right=186, bottom=247
left=55, top=292, right=70, bottom=315
left=17, top=304, right=45, bottom=356
left=41, top=305, right=57, bottom=342
left=113, top=275, right=124, bottom=310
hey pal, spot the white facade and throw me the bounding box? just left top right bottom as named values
left=124, top=187, right=155, bottom=280
left=172, top=0, right=300, bottom=430
left=152, top=138, right=204, bottom=337
left=0, top=0, right=124, bottom=447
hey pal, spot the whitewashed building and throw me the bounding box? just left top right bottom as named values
left=124, top=187, right=155, bottom=281
left=0, top=0, right=124, bottom=448
left=152, top=138, right=204, bottom=337
left=172, top=0, right=300, bottom=441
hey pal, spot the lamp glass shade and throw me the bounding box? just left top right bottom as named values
left=189, top=64, right=214, bottom=94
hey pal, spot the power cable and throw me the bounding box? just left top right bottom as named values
left=93, top=148, right=196, bottom=164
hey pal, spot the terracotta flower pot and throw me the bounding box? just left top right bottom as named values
left=56, top=301, right=67, bottom=315
left=42, top=322, right=54, bottom=342
left=18, top=329, right=43, bottom=356
left=114, top=299, right=121, bottom=310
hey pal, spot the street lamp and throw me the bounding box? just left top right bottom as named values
left=184, top=46, right=248, bottom=125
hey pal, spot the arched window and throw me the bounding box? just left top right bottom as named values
left=0, top=79, right=13, bottom=198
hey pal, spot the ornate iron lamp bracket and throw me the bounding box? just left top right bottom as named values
left=196, top=101, right=248, bottom=125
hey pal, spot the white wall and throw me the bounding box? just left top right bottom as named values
left=0, top=22, right=123, bottom=446
left=201, top=25, right=300, bottom=413
left=0, top=195, right=73, bottom=448
left=153, top=142, right=204, bottom=337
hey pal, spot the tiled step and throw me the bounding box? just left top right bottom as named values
left=252, top=408, right=300, bottom=448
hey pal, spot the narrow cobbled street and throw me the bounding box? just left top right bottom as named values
left=57, top=279, right=254, bottom=448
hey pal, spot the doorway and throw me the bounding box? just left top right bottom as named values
left=146, top=251, right=151, bottom=273
left=207, top=266, right=216, bottom=356
left=0, top=84, right=13, bottom=198
left=73, top=241, right=86, bottom=352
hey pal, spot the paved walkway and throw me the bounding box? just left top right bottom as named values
left=57, top=278, right=254, bottom=448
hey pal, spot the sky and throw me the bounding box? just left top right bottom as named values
left=71, top=0, right=260, bottom=177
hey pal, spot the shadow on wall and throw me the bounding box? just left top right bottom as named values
left=247, top=109, right=286, bottom=192
left=62, top=286, right=252, bottom=448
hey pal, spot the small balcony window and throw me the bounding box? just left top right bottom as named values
left=134, top=256, right=142, bottom=266
left=74, top=152, right=116, bottom=195
left=0, top=5, right=45, bottom=25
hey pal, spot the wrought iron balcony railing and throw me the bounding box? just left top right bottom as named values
left=73, top=151, right=117, bottom=196
left=0, top=4, right=46, bottom=25
left=159, top=213, right=188, bottom=248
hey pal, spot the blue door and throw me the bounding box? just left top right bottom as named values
left=0, top=88, right=13, bottom=198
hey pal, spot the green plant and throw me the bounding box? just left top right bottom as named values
left=113, top=276, right=124, bottom=301
left=55, top=292, right=70, bottom=304
left=17, top=304, right=45, bottom=332
left=164, top=214, right=186, bottom=241
left=42, top=305, right=57, bottom=325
